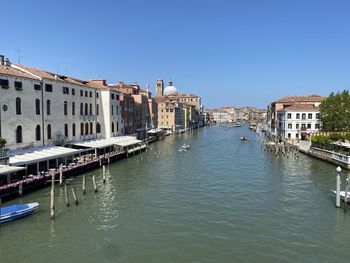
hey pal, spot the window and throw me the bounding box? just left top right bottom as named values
left=308, top=113, right=312, bottom=119
left=117, top=121, right=119, bottom=132
left=315, top=123, right=320, bottom=129
left=89, top=104, right=92, bottom=115
left=72, top=88, right=75, bottom=95
left=170, top=109, right=174, bottom=113
left=72, top=102, right=75, bottom=115
left=36, top=125, right=41, bottom=141
left=16, top=97, right=21, bottom=115
left=166, top=109, right=169, bottom=112
left=85, top=123, right=89, bottom=135
left=287, top=113, right=291, bottom=119
left=112, top=122, right=115, bottom=133
left=15, top=81, right=22, bottom=91
left=96, top=104, right=99, bottom=115
left=47, top=124, right=52, bottom=139
left=288, top=133, right=291, bottom=138
left=0, top=78, right=9, bottom=88
left=64, top=124, right=68, bottom=137
left=116, top=95, right=119, bottom=100
left=301, top=124, right=306, bottom=128
left=302, top=113, right=306, bottom=120
left=64, top=101, right=68, bottom=115
left=47, top=100, right=51, bottom=115
left=307, top=123, right=311, bottom=129
left=80, top=103, right=83, bottom=115
left=80, top=123, right=84, bottom=135
left=34, top=84, right=41, bottom=91
left=45, top=84, right=52, bottom=92
left=111, top=94, right=115, bottom=99
left=85, top=91, right=88, bottom=97
left=80, top=90, right=83, bottom=96
left=63, top=86, right=69, bottom=94
left=296, top=113, right=300, bottom=119
left=90, top=122, right=93, bottom=134
left=72, top=123, right=76, bottom=136
left=316, top=113, right=320, bottom=119
left=296, top=124, right=300, bottom=129
left=89, top=91, right=92, bottom=97
left=288, top=123, right=292, bottom=129
left=85, top=103, right=88, bottom=115
left=96, top=123, right=101, bottom=133
left=35, top=99, right=40, bottom=115
left=96, top=93, right=99, bottom=99
left=16, top=126, right=23, bottom=143
left=116, top=105, right=118, bottom=115
left=112, top=105, right=114, bottom=115
left=296, top=133, right=299, bottom=138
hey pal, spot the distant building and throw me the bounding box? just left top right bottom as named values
left=267, top=95, right=325, bottom=137
left=212, top=112, right=229, bottom=123
left=277, top=104, right=321, bottom=140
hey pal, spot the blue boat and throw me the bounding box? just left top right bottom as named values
left=0, top=202, right=39, bottom=223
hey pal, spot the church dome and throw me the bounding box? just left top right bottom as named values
left=164, top=80, right=178, bottom=95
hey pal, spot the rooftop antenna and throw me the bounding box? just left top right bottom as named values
left=15, top=48, right=23, bottom=64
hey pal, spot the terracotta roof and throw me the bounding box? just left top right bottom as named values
left=278, top=104, right=320, bottom=111
left=275, top=95, right=326, bottom=103
left=0, top=64, right=38, bottom=80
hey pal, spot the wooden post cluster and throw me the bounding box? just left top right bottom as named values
left=93, top=175, right=97, bottom=193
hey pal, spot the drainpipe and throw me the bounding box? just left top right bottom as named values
left=41, top=80, right=45, bottom=147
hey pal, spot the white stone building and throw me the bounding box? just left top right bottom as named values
left=277, top=104, right=321, bottom=140
left=0, top=56, right=123, bottom=151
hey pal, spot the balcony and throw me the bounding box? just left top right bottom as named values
left=80, top=115, right=96, bottom=121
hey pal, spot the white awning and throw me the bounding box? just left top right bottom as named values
left=9, top=146, right=82, bottom=166
left=72, top=136, right=141, bottom=149
left=0, top=165, right=26, bottom=175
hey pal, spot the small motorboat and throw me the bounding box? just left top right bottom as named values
left=0, top=202, right=39, bottom=223
left=234, top=122, right=242, bottom=127
left=179, top=144, right=190, bottom=152
left=333, top=191, right=350, bottom=203
left=240, top=136, right=247, bottom=141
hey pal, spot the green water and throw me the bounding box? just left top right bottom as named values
left=1, top=126, right=350, bottom=263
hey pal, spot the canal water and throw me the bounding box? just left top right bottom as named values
left=1, top=126, right=350, bottom=263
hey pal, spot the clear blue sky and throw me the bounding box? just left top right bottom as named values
left=2, top=0, right=350, bottom=108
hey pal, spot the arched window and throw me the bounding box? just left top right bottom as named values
left=72, top=102, right=75, bottom=115
left=72, top=123, right=76, bottom=136
left=16, top=97, right=21, bottom=115
left=47, top=124, right=52, bottom=139
left=111, top=105, right=114, bottom=115
left=112, top=122, right=115, bottom=133
left=35, top=99, right=40, bottom=115
left=96, top=123, right=101, bottom=133
left=16, top=126, right=23, bottom=143
left=36, top=125, right=41, bottom=141
left=89, top=103, right=93, bottom=115
left=64, top=123, right=68, bottom=137
left=85, top=103, right=88, bottom=115
left=117, top=121, right=119, bottom=132
left=80, top=122, right=84, bottom=135
left=96, top=104, right=99, bottom=115
left=47, top=100, right=51, bottom=115
left=85, top=123, right=89, bottom=135
left=64, top=101, right=68, bottom=115
left=89, top=122, right=93, bottom=134
left=80, top=103, right=83, bottom=115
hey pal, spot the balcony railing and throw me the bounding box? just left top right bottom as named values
left=80, top=115, right=96, bottom=121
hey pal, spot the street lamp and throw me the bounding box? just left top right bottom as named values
left=336, top=166, right=342, bottom=207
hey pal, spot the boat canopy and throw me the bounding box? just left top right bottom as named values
left=0, top=165, right=26, bottom=176
left=9, top=146, right=83, bottom=166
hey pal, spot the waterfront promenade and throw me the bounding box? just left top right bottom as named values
left=1, top=125, right=350, bottom=263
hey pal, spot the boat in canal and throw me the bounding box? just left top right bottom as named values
left=333, top=191, right=350, bottom=203
left=0, top=202, right=39, bottom=223
left=240, top=136, right=247, bottom=141
left=179, top=144, right=190, bottom=152
left=234, top=122, right=242, bottom=127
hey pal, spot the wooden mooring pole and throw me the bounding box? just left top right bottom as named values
left=72, top=187, right=78, bottom=205
left=50, top=172, right=55, bottom=219
left=64, top=182, right=70, bottom=206
left=59, top=165, right=63, bottom=186
left=82, top=175, right=86, bottom=194
left=93, top=175, right=97, bottom=193
left=102, top=165, right=106, bottom=183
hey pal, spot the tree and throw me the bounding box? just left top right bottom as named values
left=0, top=138, right=6, bottom=149
left=320, top=90, right=350, bottom=131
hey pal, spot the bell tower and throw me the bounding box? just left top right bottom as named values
left=156, top=78, right=164, bottom=97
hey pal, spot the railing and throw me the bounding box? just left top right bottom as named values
left=311, top=147, right=350, bottom=164
left=0, top=149, right=8, bottom=158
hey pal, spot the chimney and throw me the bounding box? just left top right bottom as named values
left=0, top=55, right=4, bottom=65
left=4, top=58, right=11, bottom=67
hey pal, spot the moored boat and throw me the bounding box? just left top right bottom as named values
left=240, top=136, right=247, bottom=141
left=0, top=202, right=39, bottom=223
